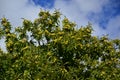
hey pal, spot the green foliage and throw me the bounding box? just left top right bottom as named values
left=0, top=10, right=120, bottom=80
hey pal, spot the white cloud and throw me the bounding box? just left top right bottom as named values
left=75, top=0, right=109, bottom=13
left=92, top=23, right=106, bottom=37
left=0, top=39, right=6, bottom=52
left=106, top=15, right=120, bottom=39
left=0, top=0, right=40, bottom=27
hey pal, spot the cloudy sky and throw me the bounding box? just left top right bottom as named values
left=0, top=0, right=120, bottom=51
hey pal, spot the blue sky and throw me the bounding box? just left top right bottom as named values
left=32, top=0, right=55, bottom=8
left=0, top=0, right=120, bottom=51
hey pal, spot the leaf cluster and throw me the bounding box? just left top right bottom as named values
left=0, top=10, right=120, bottom=80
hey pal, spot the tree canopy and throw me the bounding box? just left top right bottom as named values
left=0, top=10, right=120, bottom=80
